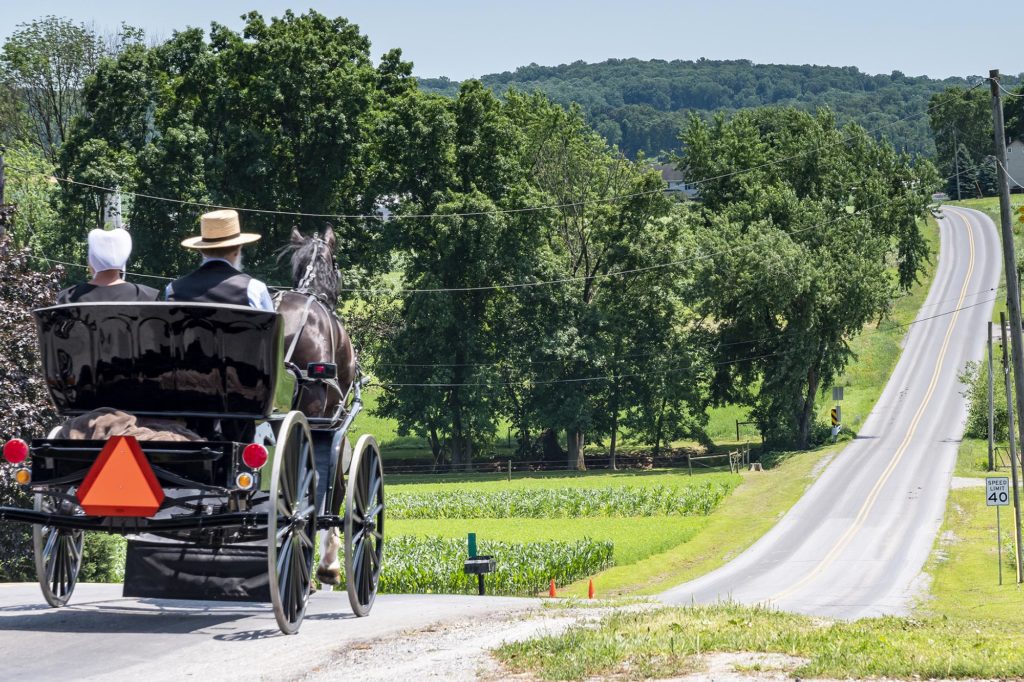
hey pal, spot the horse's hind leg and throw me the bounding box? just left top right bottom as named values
left=316, top=528, right=342, bottom=585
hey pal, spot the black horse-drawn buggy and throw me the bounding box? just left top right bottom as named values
left=0, top=301, right=384, bottom=634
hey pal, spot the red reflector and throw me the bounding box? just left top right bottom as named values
left=243, top=443, right=269, bottom=469
left=77, top=436, right=164, bottom=517
left=3, top=439, right=29, bottom=464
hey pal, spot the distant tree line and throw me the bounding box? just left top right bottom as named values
left=0, top=12, right=937, bottom=468
left=420, top=59, right=1021, bottom=160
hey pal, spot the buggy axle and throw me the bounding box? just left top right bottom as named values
left=0, top=506, right=268, bottom=532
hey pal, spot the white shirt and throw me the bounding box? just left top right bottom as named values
left=164, top=258, right=275, bottom=312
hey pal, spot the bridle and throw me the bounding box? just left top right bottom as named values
left=281, top=236, right=346, bottom=422
left=295, top=237, right=342, bottom=306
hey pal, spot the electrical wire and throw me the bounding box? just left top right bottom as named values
left=1, top=80, right=985, bottom=224
left=371, top=293, right=1000, bottom=388
left=998, top=161, right=1024, bottom=191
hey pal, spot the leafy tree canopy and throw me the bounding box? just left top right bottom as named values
left=678, top=107, right=937, bottom=447
left=420, top=59, right=1020, bottom=160
left=56, top=10, right=412, bottom=282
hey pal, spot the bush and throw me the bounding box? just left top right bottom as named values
left=0, top=240, right=63, bottom=581
left=378, top=535, right=614, bottom=595
left=960, top=360, right=1010, bottom=441
left=80, top=534, right=126, bottom=582
left=387, top=482, right=737, bottom=520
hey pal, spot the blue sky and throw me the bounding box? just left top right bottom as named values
left=2, top=1, right=1021, bottom=80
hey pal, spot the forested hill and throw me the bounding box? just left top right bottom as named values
left=419, top=59, right=984, bottom=159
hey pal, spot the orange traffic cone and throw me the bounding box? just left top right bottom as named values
left=549, top=579, right=557, bottom=598
left=588, top=579, right=595, bottom=599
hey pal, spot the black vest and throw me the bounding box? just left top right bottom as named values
left=57, top=281, right=159, bottom=304
left=166, top=260, right=252, bottom=307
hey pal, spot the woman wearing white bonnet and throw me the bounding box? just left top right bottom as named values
left=56, top=228, right=159, bottom=303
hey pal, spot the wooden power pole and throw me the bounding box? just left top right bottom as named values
left=1002, top=314, right=1024, bottom=581
left=992, top=69, right=1024, bottom=581
left=989, top=320, right=995, bottom=471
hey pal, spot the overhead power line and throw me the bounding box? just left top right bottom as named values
left=2, top=79, right=984, bottom=224
left=373, top=293, right=1000, bottom=385
left=25, top=167, right=965, bottom=295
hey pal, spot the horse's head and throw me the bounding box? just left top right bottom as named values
left=286, top=225, right=339, bottom=304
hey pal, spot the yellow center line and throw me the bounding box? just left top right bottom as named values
left=766, top=206, right=976, bottom=605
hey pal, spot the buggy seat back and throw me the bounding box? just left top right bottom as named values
left=34, top=302, right=292, bottom=418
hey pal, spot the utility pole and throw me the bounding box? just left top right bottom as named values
left=953, top=129, right=961, bottom=201
left=1000, top=313, right=1023, bottom=581
left=989, top=320, right=996, bottom=471
left=992, top=68, right=1024, bottom=554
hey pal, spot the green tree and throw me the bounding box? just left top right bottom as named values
left=505, top=92, right=685, bottom=470
left=58, top=10, right=409, bottom=280
left=928, top=86, right=992, bottom=191
left=679, top=108, right=936, bottom=448
left=375, top=83, right=548, bottom=469
left=948, top=143, right=979, bottom=199
left=1005, top=83, right=1024, bottom=142
left=977, top=155, right=999, bottom=198
left=0, top=144, right=60, bottom=253
left=0, top=16, right=141, bottom=162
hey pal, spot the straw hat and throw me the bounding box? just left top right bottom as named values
left=181, top=210, right=261, bottom=250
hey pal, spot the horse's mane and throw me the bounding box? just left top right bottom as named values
left=277, top=227, right=339, bottom=305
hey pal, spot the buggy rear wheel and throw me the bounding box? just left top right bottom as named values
left=344, top=434, right=384, bottom=617
left=33, top=493, right=84, bottom=608
left=267, top=411, right=317, bottom=635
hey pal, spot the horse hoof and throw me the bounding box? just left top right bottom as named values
left=317, top=565, right=342, bottom=586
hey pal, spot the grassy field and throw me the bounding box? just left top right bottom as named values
left=387, top=468, right=735, bottom=493
left=497, top=601, right=1024, bottom=680
left=390, top=517, right=706, bottom=567
left=948, top=196, right=1019, bottom=325
left=921, top=434, right=1024, bottom=625
left=492, top=411, right=1024, bottom=680
left=375, top=215, right=945, bottom=601
left=493, top=273, right=1024, bottom=682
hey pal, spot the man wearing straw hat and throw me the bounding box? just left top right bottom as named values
left=165, top=209, right=274, bottom=311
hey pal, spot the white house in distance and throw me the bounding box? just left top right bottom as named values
left=650, top=162, right=699, bottom=199
left=1009, top=138, right=1024, bottom=191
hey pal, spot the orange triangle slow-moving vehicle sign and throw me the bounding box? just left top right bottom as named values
left=77, top=436, right=165, bottom=517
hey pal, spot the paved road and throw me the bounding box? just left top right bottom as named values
left=0, top=207, right=1002, bottom=676
left=661, top=206, right=1002, bottom=619
left=0, top=582, right=537, bottom=680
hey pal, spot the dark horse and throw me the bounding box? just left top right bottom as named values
left=276, top=225, right=356, bottom=585
left=277, top=225, right=357, bottom=421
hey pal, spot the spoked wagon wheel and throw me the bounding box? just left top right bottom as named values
left=33, top=493, right=84, bottom=608
left=267, top=411, right=318, bottom=635
left=344, top=434, right=384, bottom=617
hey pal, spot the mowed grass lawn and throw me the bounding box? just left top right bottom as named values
left=496, top=436, right=1024, bottom=680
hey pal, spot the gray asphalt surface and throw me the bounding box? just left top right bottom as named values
left=0, top=582, right=537, bottom=680
left=0, top=207, right=1001, bottom=677
left=661, top=206, right=1002, bottom=619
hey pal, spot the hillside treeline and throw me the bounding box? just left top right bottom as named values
left=421, top=59, right=1022, bottom=161
left=1, top=12, right=937, bottom=468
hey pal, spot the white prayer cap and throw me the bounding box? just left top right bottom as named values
left=87, top=228, right=132, bottom=273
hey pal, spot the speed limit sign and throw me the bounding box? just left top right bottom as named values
left=987, top=477, right=1010, bottom=506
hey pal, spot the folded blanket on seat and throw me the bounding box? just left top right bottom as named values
left=58, top=407, right=201, bottom=442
